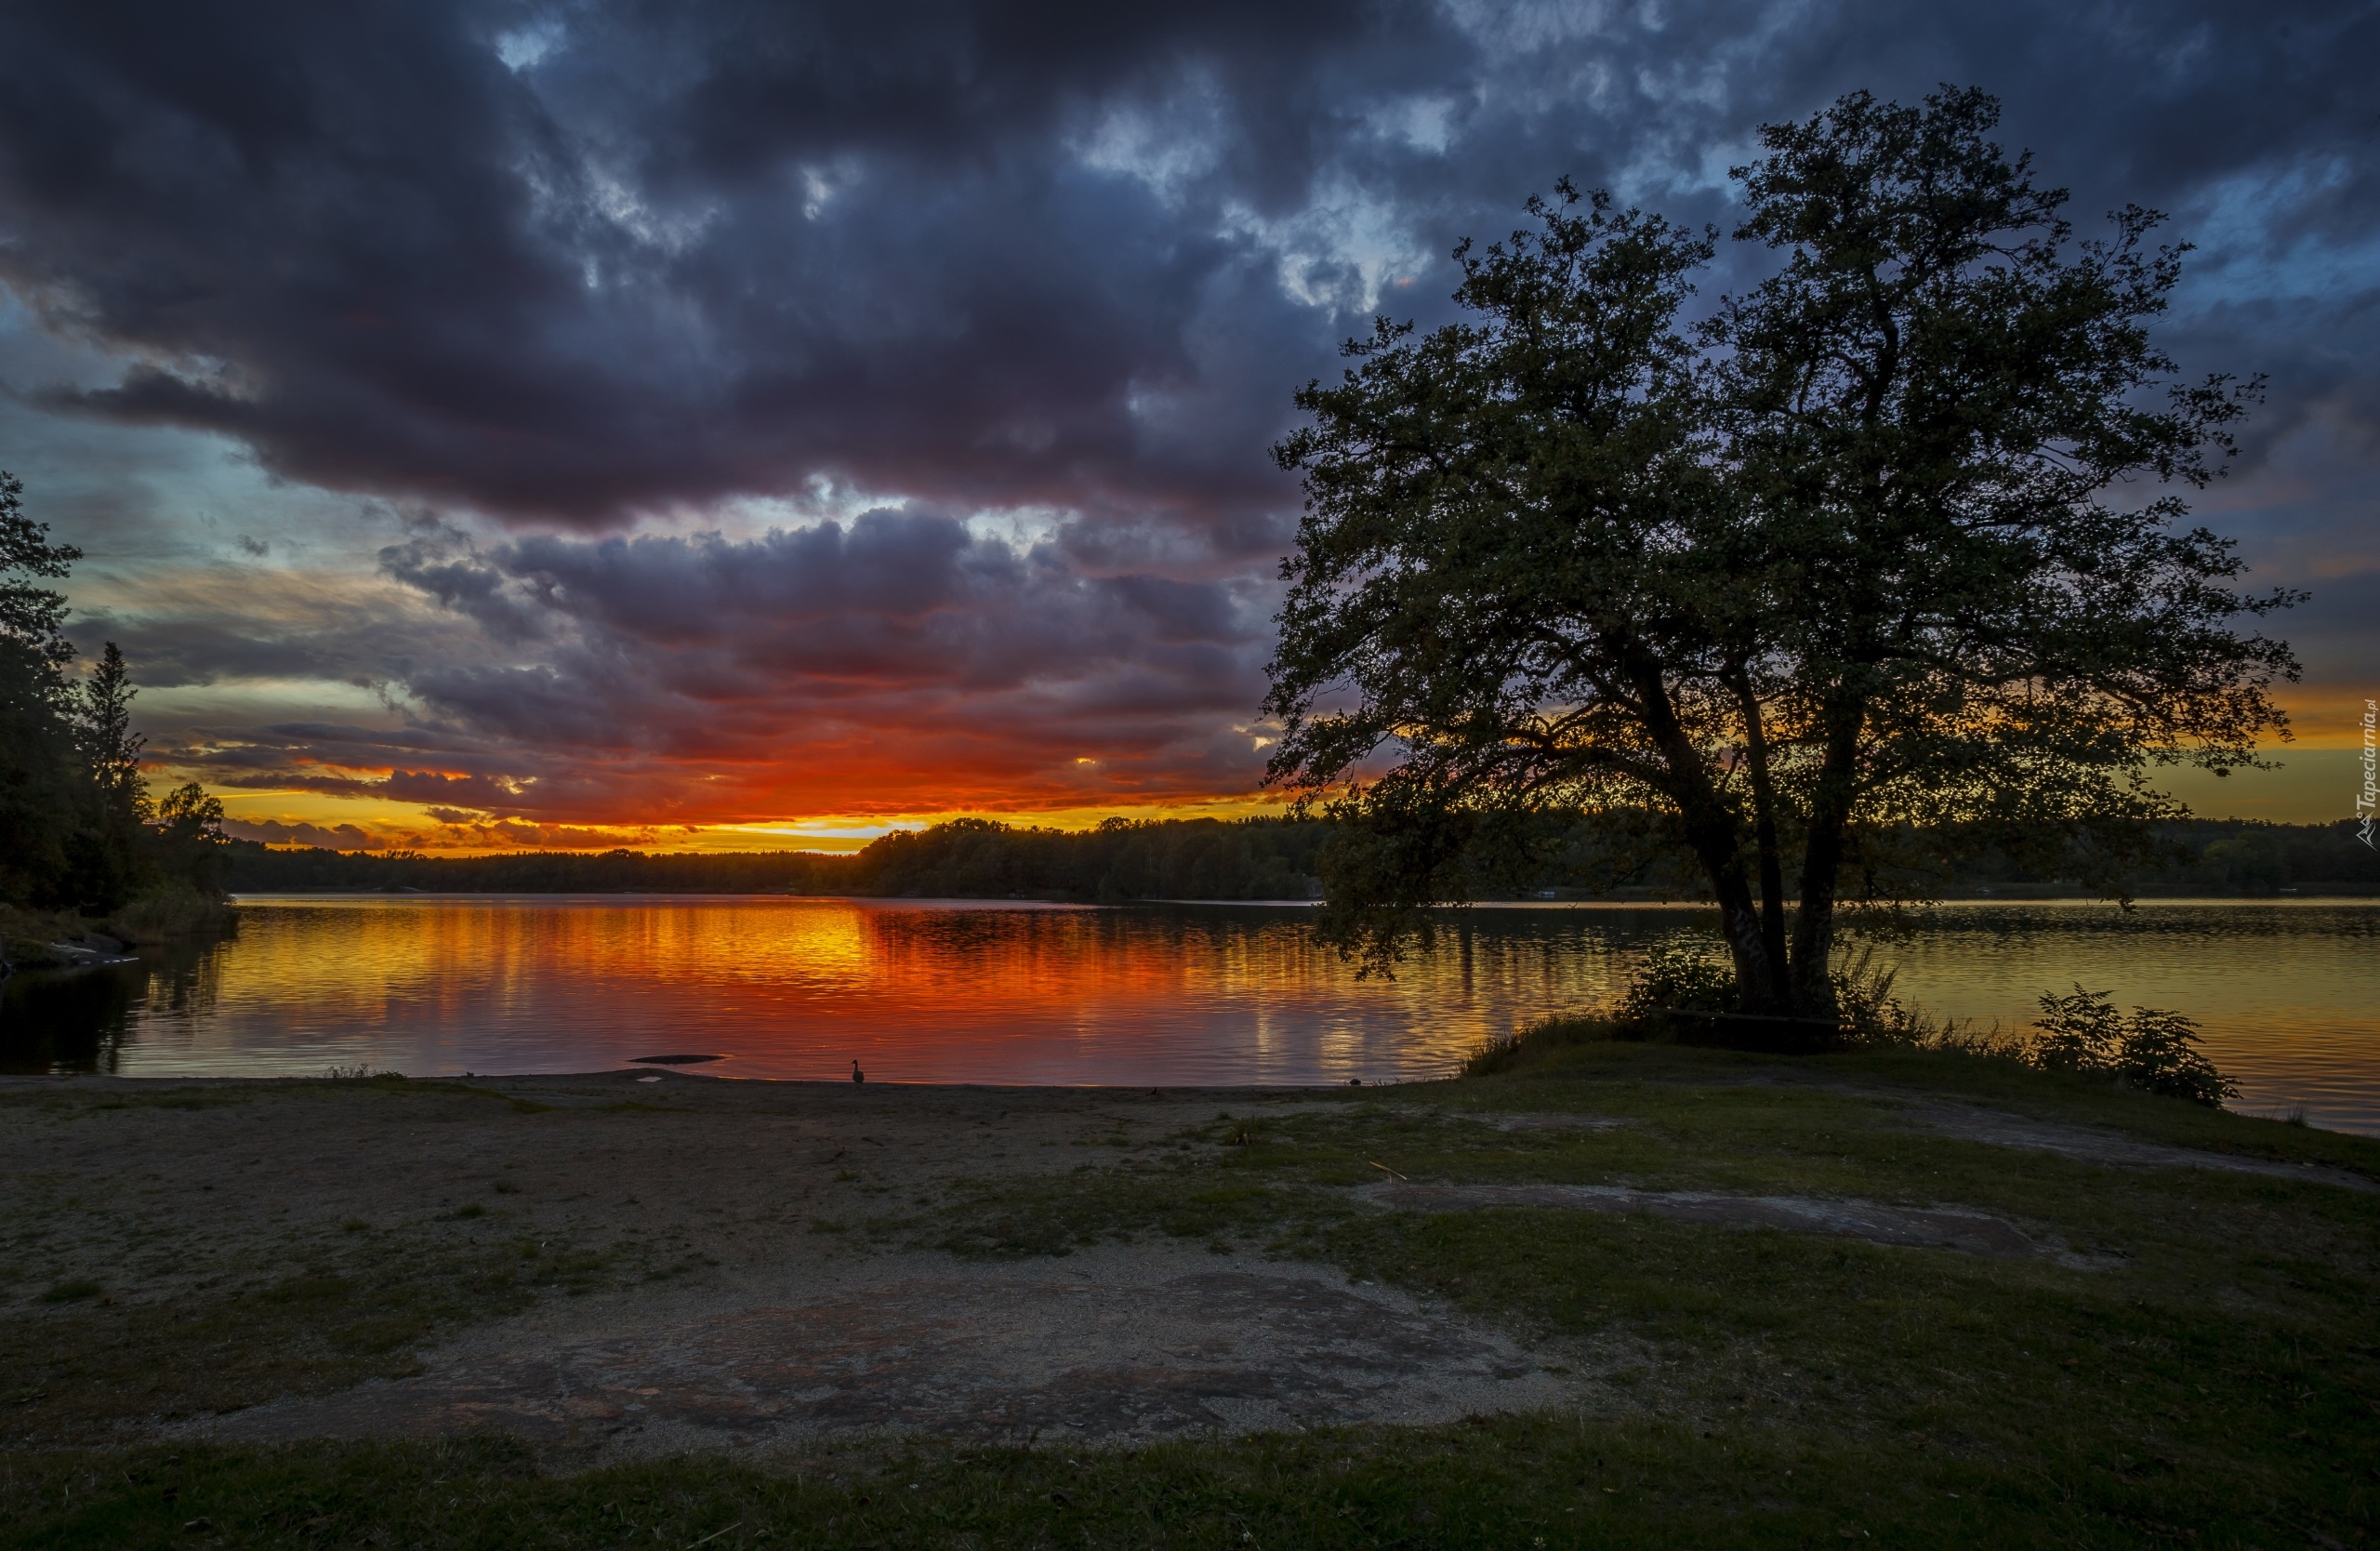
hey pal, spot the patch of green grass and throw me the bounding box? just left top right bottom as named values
left=1488, top=1038, right=2380, bottom=1173
left=841, top=1048, right=2380, bottom=1544
left=3, top=1407, right=2372, bottom=1550
left=36, top=1278, right=99, bottom=1304
left=82, top=1090, right=246, bottom=1113
left=1324, top=1200, right=2377, bottom=1444
left=921, top=1172, right=1329, bottom=1259
left=4, top=1228, right=625, bottom=1446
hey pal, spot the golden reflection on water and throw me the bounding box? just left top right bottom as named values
left=1858, top=901, right=2375, bottom=1131
left=4, top=896, right=2372, bottom=1133
left=78, top=897, right=1645, bottom=1088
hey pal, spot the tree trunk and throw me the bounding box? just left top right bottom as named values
left=1790, top=694, right=1867, bottom=1010
left=1684, top=811, right=1775, bottom=1013
left=1717, top=873, right=1778, bottom=1011
left=1630, top=648, right=1781, bottom=1013
left=1731, top=673, right=1794, bottom=1012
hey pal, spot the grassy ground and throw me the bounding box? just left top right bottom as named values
left=3, top=1043, right=2375, bottom=1548
left=2, top=1209, right=627, bottom=1440
left=0, top=1079, right=697, bottom=1446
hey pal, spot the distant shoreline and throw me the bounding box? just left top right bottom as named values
left=218, top=890, right=2380, bottom=906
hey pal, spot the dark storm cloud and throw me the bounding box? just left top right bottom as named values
left=4, top=0, right=2374, bottom=823
left=466, top=512, right=1256, bottom=688
left=67, top=572, right=468, bottom=689
left=145, top=509, right=1275, bottom=825
left=362, top=514, right=1273, bottom=812
left=0, top=0, right=1439, bottom=528
left=6, top=0, right=2367, bottom=532
left=496, top=512, right=992, bottom=635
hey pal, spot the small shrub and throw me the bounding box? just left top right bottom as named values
left=1461, top=1033, right=1523, bottom=1077
left=1617, top=938, right=1737, bottom=1023
left=0, top=905, right=82, bottom=948
left=108, top=884, right=235, bottom=944
left=2029, top=984, right=2126, bottom=1074
left=1831, top=944, right=1935, bottom=1045
left=2106, top=1004, right=2237, bottom=1107
left=1462, top=1016, right=1616, bottom=1077
left=1924, top=1021, right=2030, bottom=1061
left=40, top=1279, right=101, bottom=1304
left=5, top=937, right=68, bottom=971
left=1826, top=948, right=2041, bottom=1061
left=2025, top=985, right=2235, bottom=1107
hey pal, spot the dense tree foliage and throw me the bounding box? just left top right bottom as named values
left=1263, top=88, right=2298, bottom=1004
left=0, top=470, right=82, bottom=904
left=0, top=473, right=227, bottom=923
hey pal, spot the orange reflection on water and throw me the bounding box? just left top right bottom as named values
left=97, top=897, right=1636, bottom=1087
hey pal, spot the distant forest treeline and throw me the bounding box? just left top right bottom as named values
left=219, top=814, right=2380, bottom=900
left=220, top=815, right=1329, bottom=901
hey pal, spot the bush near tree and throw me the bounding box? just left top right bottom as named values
left=2028, top=983, right=2235, bottom=1106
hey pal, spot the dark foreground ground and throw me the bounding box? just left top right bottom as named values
left=0, top=1042, right=2373, bottom=1547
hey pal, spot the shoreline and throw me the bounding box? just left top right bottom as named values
left=218, top=891, right=2380, bottom=905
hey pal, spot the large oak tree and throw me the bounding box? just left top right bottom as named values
left=1263, top=87, right=2298, bottom=1011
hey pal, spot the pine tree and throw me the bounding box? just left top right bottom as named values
left=0, top=471, right=83, bottom=905
left=60, top=642, right=154, bottom=910
left=78, top=643, right=151, bottom=825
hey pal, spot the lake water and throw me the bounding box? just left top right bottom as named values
left=1, top=896, right=2372, bottom=1133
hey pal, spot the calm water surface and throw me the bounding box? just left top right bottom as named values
left=1, top=895, right=2371, bottom=1132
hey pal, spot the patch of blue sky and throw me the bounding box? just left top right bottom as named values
left=494, top=16, right=566, bottom=73
left=2172, top=156, right=2380, bottom=312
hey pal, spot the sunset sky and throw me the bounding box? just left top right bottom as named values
left=0, top=1, right=2373, bottom=852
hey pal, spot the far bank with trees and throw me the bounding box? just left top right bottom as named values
left=211, top=811, right=2375, bottom=902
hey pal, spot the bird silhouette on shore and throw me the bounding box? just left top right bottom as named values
left=851, top=1059, right=866, bottom=1084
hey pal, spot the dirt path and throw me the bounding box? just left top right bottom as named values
left=1, top=1072, right=1618, bottom=1452
left=1899, top=1101, right=2380, bottom=1192
left=195, top=1245, right=1587, bottom=1455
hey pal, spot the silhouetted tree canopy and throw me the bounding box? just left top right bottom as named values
left=1264, top=87, right=2300, bottom=1006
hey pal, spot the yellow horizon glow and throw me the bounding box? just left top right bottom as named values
left=211, top=789, right=1305, bottom=855
left=194, top=691, right=2373, bottom=854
